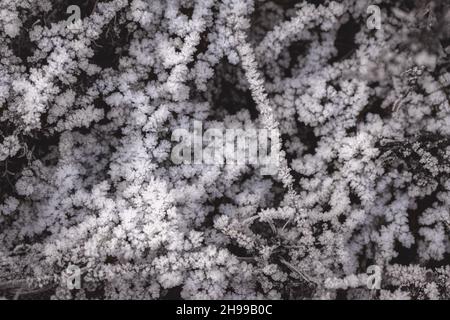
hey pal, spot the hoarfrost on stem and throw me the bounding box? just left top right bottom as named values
left=0, top=0, right=449, bottom=299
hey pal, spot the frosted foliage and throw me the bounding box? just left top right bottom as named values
left=0, top=0, right=449, bottom=300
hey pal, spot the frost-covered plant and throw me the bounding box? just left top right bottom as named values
left=0, top=0, right=449, bottom=300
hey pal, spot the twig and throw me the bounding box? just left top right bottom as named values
left=280, top=259, right=319, bottom=286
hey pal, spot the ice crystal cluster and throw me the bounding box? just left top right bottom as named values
left=0, top=0, right=449, bottom=300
